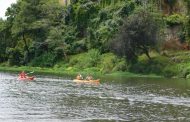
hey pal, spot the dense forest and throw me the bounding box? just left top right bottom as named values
left=0, top=0, right=190, bottom=77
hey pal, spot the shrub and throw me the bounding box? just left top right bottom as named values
left=112, top=58, right=128, bottom=72
left=111, top=8, right=161, bottom=62
left=165, top=14, right=185, bottom=26
left=69, top=49, right=101, bottom=69
left=68, top=52, right=127, bottom=73
left=30, top=52, right=56, bottom=67
left=130, top=54, right=170, bottom=75
left=87, top=49, right=101, bottom=67
left=163, top=66, right=178, bottom=78
left=175, top=63, right=190, bottom=78
left=83, top=67, right=101, bottom=73
left=99, top=53, right=128, bottom=73
left=6, top=48, right=22, bottom=66
left=69, top=53, right=87, bottom=68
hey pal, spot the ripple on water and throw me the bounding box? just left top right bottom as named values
left=0, top=73, right=190, bottom=121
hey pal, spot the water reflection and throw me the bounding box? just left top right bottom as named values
left=0, top=72, right=190, bottom=121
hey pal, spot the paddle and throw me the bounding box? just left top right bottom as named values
left=26, top=71, right=34, bottom=75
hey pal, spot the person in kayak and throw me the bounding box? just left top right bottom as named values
left=19, top=71, right=27, bottom=78
left=76, top=73, right=83, bottom=80
left=86, top=74, right=93, bottom=81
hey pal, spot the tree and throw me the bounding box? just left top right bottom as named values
left=184, top=0, right=190, bottom=42
left=9, top=0, right=42, bottom=63
left=111, top=8, right=160, bottom=62
left=5, top=0, right=65, bottom=64
left=0, top=19, right=8, bottom=62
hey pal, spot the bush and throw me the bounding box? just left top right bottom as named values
left=174, top=63, right=190, bottom=78
left=83, top=67, right=101, bottom=73
left=69, top=53, right=86, bottom=68
left=165, top=14, right=185, bottom=26
left=69, top=49, right=101, bottom=69
left=112, top=59, right=128, bottom=72
left=87, top=49, right=101, bottom=67
left=163, top=66, right=178, bottom=78
left=68, top=52, right=127, bottom=73
left=130, top=54, right=170, bottom=75
left=99, top=53, right=116, bottom=73
left=30, top=52, right=56, bottom=67
left=6, top=48, right=22, bottom=66
left=111, top=8, right=160, bottom=62
left=99, top=53, right=127, bottom=73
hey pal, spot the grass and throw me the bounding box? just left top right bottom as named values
left=105, top=71, right=162, bottom=78
left=0, top=65, right=162, bottom=80
left=134, top=50, right=190, bottom=78
left=1, top=50, right=190, bottom=79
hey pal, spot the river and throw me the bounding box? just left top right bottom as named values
left=0, top=72, right=190, bottom=121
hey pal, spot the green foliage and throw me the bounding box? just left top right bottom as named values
left=6, top=48, right=22, bottom=66
left=99, top=53, right=128, bottom=73
left=0, top=0, right=190, bottom=79
left=162, top=65, right=178, bottom=78
left=165, top=14, right=185, bottom=26
left=0, top=20, right=7, bottom=62
left=0, top=0, right=137, bottom=66
left=69, top=49, right=100, bottom=68
left=99, top=53, right=117, bottom=73
left=86, top=0, right=135, bottom=52
left=130, top=53, right=170, bottom=75
left=30, top=52, right=56, bottom=67
left=178, top=64, right=190, bottom=78
left=87, top=49, right=101, bottom=67
left=68, top=52, right=127, bottom=73
left=71, top=1, right=99, bottom=37
left=162, top=62, right=190, bottom=78
left=183, top=0, right=190, bottom=42
left=83, top=67, right=101, bottom=74
left=111, top=7, right=161, bottom=62
left=128, top=51, right=190, bottom=78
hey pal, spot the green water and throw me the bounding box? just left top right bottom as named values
left=0, top=72, right=189, bottom=121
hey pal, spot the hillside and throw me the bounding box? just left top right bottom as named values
left=0, top=0, right=190, bottom=77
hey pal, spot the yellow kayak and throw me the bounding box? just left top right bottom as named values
left=73, top=79, right=100, bottom=84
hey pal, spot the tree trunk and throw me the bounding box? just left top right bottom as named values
left=22, top=33, right=30, bottom=63
left=138, top=45, right=151, bottom=60
left=144, top=48, right=151, bottom=60
left=22, top=33, right=29, bottom=53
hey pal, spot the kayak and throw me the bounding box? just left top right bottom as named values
left=18, top=76, right=35, bottom=81
left=73, top=79, right=100, bottom=83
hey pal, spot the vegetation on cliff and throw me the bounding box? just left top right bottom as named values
left=0, top=0, right=190, bottom=78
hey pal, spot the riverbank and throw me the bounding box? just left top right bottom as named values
left=130, top=50, right=190, bottom=79
left=0, top=65, right=162, bottom=80
left=1, top=51, right=190, bottom=79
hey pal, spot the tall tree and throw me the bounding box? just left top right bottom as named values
left=111, top=8, right=160, bottom=62
left=0, top=19, right=8, bottom=62
left=9, top=0, right=41, bottom=63
left=184, top=0, right=190, bottom=41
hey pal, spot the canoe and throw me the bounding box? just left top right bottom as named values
left=73, top=79, right=100, bottom=83
left=18, top=76, right=35, bottom=81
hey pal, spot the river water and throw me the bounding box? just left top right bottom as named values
left=0, top=72, right=190, bottom=121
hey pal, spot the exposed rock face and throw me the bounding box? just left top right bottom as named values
left=161, top=0, right=188, bottom=50
left=165, top=25, right=181, bottom=42
left=161, top=0, right=187, bottom=15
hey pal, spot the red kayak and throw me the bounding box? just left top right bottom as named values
left=18, top=76, right=35, bottom=81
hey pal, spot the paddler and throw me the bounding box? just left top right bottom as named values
left=85, top=74, right=93, bottom=81
left=76, top=73, right=83, bottom=80
left=19, top=71, right=27, bottom=78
